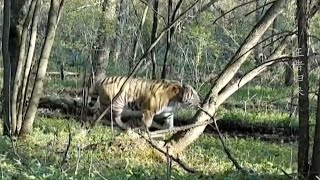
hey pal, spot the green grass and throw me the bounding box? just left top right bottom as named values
left=219, top=107, right=298, bottom=127
left=198, top=84, right=293, bottom=104
left=229, top=85, right=293, bottom=103
left=44, top=77, right=82, bottom=91
left=0, top=117, right=296, bottom=179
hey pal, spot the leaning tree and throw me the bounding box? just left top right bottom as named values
left=89, top=0, right=320, bottom=175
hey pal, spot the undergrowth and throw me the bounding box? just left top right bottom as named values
left=0, top=117, right=296, bottom=179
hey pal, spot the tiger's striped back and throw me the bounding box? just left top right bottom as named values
left=90, top=76, right=200, bottom=130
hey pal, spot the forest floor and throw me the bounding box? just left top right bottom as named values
left=0, top=77, right=301, bottom=179
left=0, top=117, right=296, bottom=180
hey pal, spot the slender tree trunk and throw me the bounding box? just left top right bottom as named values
left=150, top=0, right=158, bottom=79
left=92, top=0, right=117, bottom=78
left=161, top=0, right=183, bottom=79
left=297, top=0, right=310, bottom=177
left=310, top=80, right=320, bottom=179
left=2, top=0, right=12, bottom=136
left=129, top=4, right=148, bottom=73
left=254, top=0, right=263, bottom=66
left=167, top=0, right=285, bottom=154
left=17, top=0, right=40, bottom=133
left=11, top=0, right=38, bottom=136
left=284, top=61, right=294, bottom=86
left=161, top=0, right=172, bottom=79
left=110, top=0, right=127, bottom=62
left=9, top=0, right=33, bottom=80
left=270, top=16, right=277, bottom=54
left=20, top=0, right=64, bottom=137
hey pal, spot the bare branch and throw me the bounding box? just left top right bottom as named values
left=138, top=0, right=166, bottom=21
left=198, top=106, right=245, bottom=172
left=138, top=132, right=200, bottom=173
left=60, top=123, right=72, bottom=171
left=309, top=0, right=320, bottom=18
left=211, top=0, right=285, bottom=97
left=129, top=3, right=149, bottom=72
left=150, top=119, right=215, bottom=136
left=244, top=0, right=276, bottom=17
left=217, top=55, right=296, bottom=107
left=212, top=0, right=255, bottom=25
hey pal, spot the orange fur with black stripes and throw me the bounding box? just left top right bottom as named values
left=89, top=76, right=200, bottom=130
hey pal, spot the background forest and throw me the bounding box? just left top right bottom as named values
left=0, top=0, right=320, bottom=179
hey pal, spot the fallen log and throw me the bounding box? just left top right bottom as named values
left=35, top=95, right=298, bottom=138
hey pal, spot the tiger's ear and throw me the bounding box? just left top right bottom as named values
left=170, top=85, right=180, bottom=95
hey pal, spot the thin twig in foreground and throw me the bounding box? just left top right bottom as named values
left=197, top=106, right=245, bottom=172
left=138, top=131, right=199, bottom=174
left=60, top=123, right=72, bottom=172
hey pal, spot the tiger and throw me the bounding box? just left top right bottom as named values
left=89, top=75, right=200, bottom=131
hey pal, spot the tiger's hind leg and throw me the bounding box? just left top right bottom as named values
left=112, top=102, right=130, bottom=130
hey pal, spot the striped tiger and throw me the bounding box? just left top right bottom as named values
left=89, top=75, right=200, bottom=131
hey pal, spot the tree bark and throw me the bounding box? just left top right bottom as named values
left=167, top=0, right=285, bottom=154
left=284, top=61, right=294, bottom=86
left=310, top=80, right=320, bottom=179
left=9, top=0, right=33, bottom=79
left=17, top=0, right=41, bottom=133
left=11, top=0, right=38, bottom=135
left=20, top=0, right=64, bottom=137
left=92, top=0, right=117, bottom=78
left=2, top=0, right=12, bottom=136
left=109, top=0, right=127, bottom=62
left=161, top=0, right=182, bottom=79
left=297, top=0, right=310, bottom=177
left=150, top=0, right=158, bottom=79
left=254, top=0, right=263, bottom=66
left=128, top=4, right=148, bottom=73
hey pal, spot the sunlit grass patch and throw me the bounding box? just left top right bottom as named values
left=219, top=107, right=298, bottom=127
left=198, top=84, right=293, bottom=104
left=229, top=85, right=293, bottom=103
left=44, top=77, right=82, bottom=92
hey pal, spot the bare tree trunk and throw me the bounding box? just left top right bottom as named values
left=310, top=80, right=320, bottom=179
left=270, top=16, right=277, bottom=54
left=254, top=0, right=263, bottom=66
left=109, top=0, right=127, bottom=62
left=9, top=0, right=33, bottom=80
left=161, top=0, right=182, bottom=79
left=17, top=0, right=40, bottom=133
left=19, top=0, right=64, bottom=137
left=297, top=0, right=310, bottom=177
left=167, top=0, right=285, bottom=154
left=284, top=61, right=294, bottom=86
left=92, top=0, right=117, bottom=78
left=2, top=0, right=12, bottom=136
left=11, top=0, right=38, bottom=136
left=129, top=4, right=148, bottom=73
left=150, top=0, right=158, bottom=79
left=161, top=0, right=172, bottom=79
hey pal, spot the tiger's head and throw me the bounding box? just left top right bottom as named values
left=179, top=83, right=200, bottom=107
